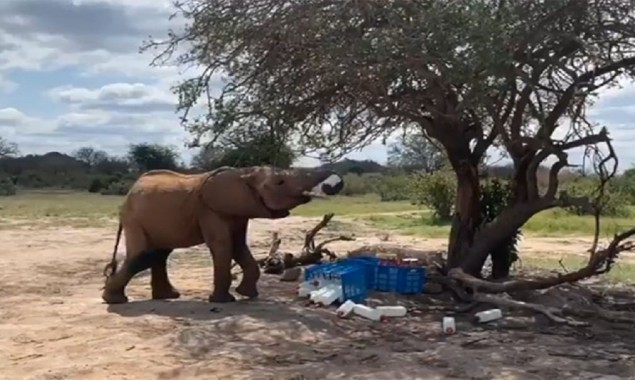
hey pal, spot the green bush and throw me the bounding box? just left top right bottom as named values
left=409, top=170, right=456, bottom=222
left=100, top=180, right=132, bottom=196
left=375, top=175, right=412, bottom=201
left=340, top=173, right=376, bottom=196
left=88, top=177, right=104, bottom=193
left=610, top=174, right=635, bottom=205
left=0, top=177, right=16, bottom=196
left=561, top=177, right=631, bottom=217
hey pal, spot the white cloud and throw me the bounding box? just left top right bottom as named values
left=0, top=107, right=28, bottom=126
left=50, top=83, right=176, bottom=113
left=0, top=0, right=180, bottom=78
left=0, top=107, right=56, bottom=137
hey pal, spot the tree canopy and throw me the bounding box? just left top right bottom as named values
left=0, top=137, right=18, bottom=158
left=191, top=130, right=296, bottom=170
left=144, top=0, right=635, bottom=278
left=387, top=130, right=447, bottom=173
left=127, top=143, right=179, bottom=172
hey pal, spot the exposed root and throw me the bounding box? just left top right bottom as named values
left=472, top=293, right=589, bottom=327
left=449, top=227, right=635, bottom=294
left=562, top=304, right=635, bottom=324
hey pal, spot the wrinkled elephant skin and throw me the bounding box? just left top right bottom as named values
left=101, top=166, right=344, bottom=305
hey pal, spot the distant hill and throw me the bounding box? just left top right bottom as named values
left=0, top=152, right=87, bottom=175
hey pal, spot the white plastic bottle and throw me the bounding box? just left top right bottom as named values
left=474, top=308, right=503, bottom=323
left=442, top=316, right=456, bottom=334
left=317, top=284, right=343, bottom=306
left=352, top=304, right=382, bottom=321
left=297, top=284, right=314, bottom=297
left=336, top=300, right=356, bottom=317
left=309, top=287, right=329, bottom=302
left=376, top=306, right=407, bottom=317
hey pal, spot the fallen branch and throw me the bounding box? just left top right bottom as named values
left=255, top=232, right=288, bottom=274
left=253, top=213, right=355, bottom=275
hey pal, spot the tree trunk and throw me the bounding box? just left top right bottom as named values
left=489, top=158, right=531, bottom=279
left=446, top=161, right=482, bottom=276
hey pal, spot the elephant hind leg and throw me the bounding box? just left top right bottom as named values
left=151, top=249, right=180, bottom=300
left=102, top=223, right=154, bottom=304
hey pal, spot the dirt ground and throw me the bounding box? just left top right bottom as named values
left=1, top=216, right=635, bottom=379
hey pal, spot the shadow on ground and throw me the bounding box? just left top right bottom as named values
left=103, top=273, right=635, bottom=380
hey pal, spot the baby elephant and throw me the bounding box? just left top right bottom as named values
left=101, top=165, right=344, bottom=304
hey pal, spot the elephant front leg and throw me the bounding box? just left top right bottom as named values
left=232, top=219, right=260, bottom=298
left=233, top=224, right=260, bottom=299
left=200, top=216, right=236, bottom=303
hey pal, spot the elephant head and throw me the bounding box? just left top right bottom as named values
left=200, top=165, right=344, bottom=218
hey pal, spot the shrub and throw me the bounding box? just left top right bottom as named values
left=100, top=180, right=132, bottom=196
left=0, top=177, right=16, bottom=196
left=409, top=170, right=456, bottom=222
left=375, top=175, right=412, bottom=201
left=561, top=177, right=631, bottom=217
left=340, top=173, right=376, bottom=196
left=88, top=177, right=104, bottom=193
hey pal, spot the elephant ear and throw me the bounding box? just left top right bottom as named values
left=199, top=169, right=273, bottom=218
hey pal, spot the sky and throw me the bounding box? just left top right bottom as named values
left=1, top=0, right=635, bottom=170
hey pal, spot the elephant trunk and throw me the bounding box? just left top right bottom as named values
left=300, top=170, right=344, bottom=198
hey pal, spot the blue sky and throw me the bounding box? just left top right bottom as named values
left=0, top=0, right=634, bottom=170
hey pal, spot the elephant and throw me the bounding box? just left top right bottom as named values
left=100, top=165, right=344, bottom=305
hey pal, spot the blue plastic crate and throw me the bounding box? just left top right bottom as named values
left=304, top=261, right=368, bottom=303
left=374, top=263, right=427, bottom=294
left=339, top=256, right=380, bottom=289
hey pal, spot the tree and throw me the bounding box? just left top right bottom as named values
left=72, top=146, right=109, bottom=169
left=191, top=130, right=296, bottom=170
left=0, top=137, right=18, bottom=158
left=144, top=1, right=635, bottom=282
left=387, top=130, right=447, bottom=173
left=127, top=143, right=179, bottom=172
left=94, top=156, right=130, bottom=175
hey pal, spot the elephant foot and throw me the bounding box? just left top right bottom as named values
left=152, top=287, right=181, bottom=300
left=102, top=289, right=129, bottom=304
left=208, top=292, right=236, bottom=303
left=236, top=283, right=259, bottom=299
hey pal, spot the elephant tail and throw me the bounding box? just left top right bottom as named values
left=102, top=222, right=123, bottom=279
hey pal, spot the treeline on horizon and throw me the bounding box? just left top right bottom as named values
left=1, top=138, right=635, bottom=221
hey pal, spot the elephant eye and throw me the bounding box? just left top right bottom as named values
left=276, top=179, right=285, bottom=186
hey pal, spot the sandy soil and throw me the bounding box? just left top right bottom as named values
left=1, top=216, right=635, bottom=379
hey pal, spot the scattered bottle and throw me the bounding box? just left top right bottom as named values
left=297, top=280, right=320, bottom=297
left=352, top=304, right=382, bottom=321
left=316, top=284, right=343, bottom=306
left=336, top=300, right=357, bottom=318
left=309, top=286, right=330, bottom=303
left=376, top=305, right=407, bottom=318
left=474, top=308, right=503, bottom=323
left=442, top=316, right=456, bottom=334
